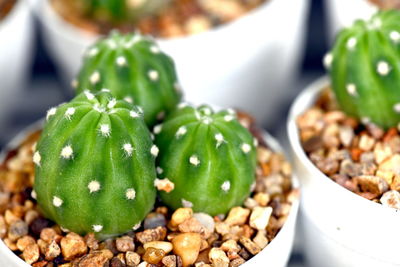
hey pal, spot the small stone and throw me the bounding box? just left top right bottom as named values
left=143, top=241, right=173, bottom=253
left=144, top=213, right=166, bottom=229
left=24, top=210, right=39, bottom=225
left=40, top=227, right=60, bottom=243
left=111, top=257, right=125, bottom=267
left=8, top=220, right=29, bottom=241
left=16, top=236, right=36, bottom=251
left=78, top=250, right=110, bottom=267
left=302, top=136, right=323, bottom=153
left=193, top=213, right=215, bottom=233
left=379, top=154, right=400, bottom=174
left=359, top=135, right=375, bottom=151
left=391, top=175, right=400, bottom=191
left=381, top=190, right=400, bottom=209
left=244, top=198, right=258, bottom=209
left=374, top=143, right=392, bottom=164
left=61, top=232, right=88, bottom=260
left=45, top=240, right=61, bottom=260
left=257, top=147, right=272, bottom=163
left=172, top=233, right=202, bottom=267
left=225, top=207, right=250, bottom=226
left=253, top=230, right=269, bottom=249
left=229, top=257, right=246, bottom=267
left=116, top=236, right=135, bottom=252
left=253, top=193, right=270, bottom=206
left=209, top=248, right=229, bottom=267
left=355, top=175, right=389, bottom=195
left=178, top=217, right=209, bottom=238
left=239, top=237, right=261, bottom=255
left=0, top=215, right=6, bottom=238
left=30, top=218, right=53, bottom=237
left=220, top=240, right=240, bottom=253
left=215, top=222, right=230, bottom=235
left=85, top=233, right=99, bottom=250
left=4, top=237, right=17, bottom=251
left=162, top=255, right=177, bottom=267
left=376, top=170, right=394, bottom=185
left=340, top=159, right=362, bottom=177
left=366, top=123, right=385, bottom=139
left=170, top=208, right=193, bottom=228
left=5, top=209, right=20, bottom=225
left=143, top=247, right=165, bottom=264
left=136, top=226, right=167, bottom=244
left=22, top=244, right=40, bottom=264
left=37, top=239, right=47, bottom=255
left=249, top=207, right=273, bottom=230
left=126, top=251, right=141, bottom=266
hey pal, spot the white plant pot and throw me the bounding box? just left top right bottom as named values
left=325, top=0, right=378, bottom=41
left=0, top=121, right=299, bottom=267
left=34, top=0, right=309, bottom=125
left=0, top=0, right=33, bottom=127
left=287, top=76, right=400, bottom=267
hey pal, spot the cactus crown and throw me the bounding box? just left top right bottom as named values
left=75, top=31, right=182, bottom=127
left=154, top=104, right=257, bottom=216
left=33, top=90, right=157, bottom=239
left=80, top=0, right=171, bottom=23
left=325, top=9, right=400, bottom=129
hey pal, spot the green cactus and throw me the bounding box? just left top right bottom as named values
left=33, top=90, right=157, bottom=240
left=325, top=9, right=400, bottom=129
left=75, top=31, right=182, bottom=126
left=76, top=0, right=171, bottom=24
left=154, top=104, right=257, bottom=216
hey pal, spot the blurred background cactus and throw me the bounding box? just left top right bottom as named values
left=33, top=91, right=157, bottom=239
left=154, top=104, right=257, bottom=216
left=325, top=9, right=400, bottom=129
left=75, top=31, right=182, bottom=126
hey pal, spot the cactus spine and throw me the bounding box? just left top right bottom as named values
left=154, top=104, right=257, bottom=216
left=75, top=31, right=182, bottom=126
left=33, top=91, right=157, bottom=239
left=326, top=10, right=400, bottom=129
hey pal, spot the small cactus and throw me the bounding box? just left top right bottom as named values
left=75, top=31, right=182, bottom=126
left=325, top=10, right=400, bottom=129
left=154, top=104, right=257, bottom=216
left=33, top=90, right=157, bottom=239
left=79, top=0, right=171, bottom=24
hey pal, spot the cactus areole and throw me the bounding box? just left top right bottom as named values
left=325, top=10, right=400, bottom=129
left=154, top=104, right=257, bottom=216
left=75, top=31, right=182, bottom=126
left=33, top=91, right=157, bottom=239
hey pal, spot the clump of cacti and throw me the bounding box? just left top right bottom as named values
left=75, top=31, right=182, bottom=126
left=33, top=90, right=158, bottom=239
left=154, top=104, right=257, bottom=216
left=75, top=0, right=171, bottom=24
left=325, top=9, right=400, bottom=129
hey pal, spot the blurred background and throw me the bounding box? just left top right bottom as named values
left=0, top=0, right=328, bottom=149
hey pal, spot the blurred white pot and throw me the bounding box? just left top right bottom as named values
left=0, top=0, right=33, bottom=127
left=325, top=0, right=378, bottom=41
left=0, top=121, right=299, bottom=267
left=287, top=76, right=400, bottom=267
left=33, top=0, right=309, bottom=125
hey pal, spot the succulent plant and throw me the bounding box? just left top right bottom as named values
left=154, top=104, right=257, bottom=216
left=33, top=90, right=158, bottom=239
left=75, top=31, right=182, bottom=126
left=325, top=9, right=400, bottom=129
left=77, top=0, right=171, bottom=24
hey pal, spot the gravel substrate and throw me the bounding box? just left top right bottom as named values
left=297, top=87, right=400, bottom=209
left=51, top=0, right=268, bottom=37
left=0, top=113, right=297, bottom=266
left=0, top=0, right=16, bottom=20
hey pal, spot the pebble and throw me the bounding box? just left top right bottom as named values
left=249, top=207, right=273, bottom=230
left=253, top=193, right=270, bottom=207
left=374, top=143, right=392, bottom=164
left=339, top=125, right=354, bottom=147
left=355, top=175, right=389, bottom=195
left=172, top=233, right=202, bottom=267
left=40, top=227, right=60, bottom=243
left=136, top=226, right=167, bottom=244
left=126, top=251, right=141, bottom=266
left=143, top=241, right=173, bottom=253
left=77, top=250, right=111, bottom=267
left=144, top=212, right=166, bottom=229
left=209, top=248, right=229, bottom=267
left=30, top=217, right=53, bottom=237
left=391, top=175, right=400, bottom=191
left=229, top=257, right=246, bottom=267
left=60, top=232, right=88, bottom=260
left=178, top=217, right=209, bottom=237
left=45, top=240, right=61, bottom=260
left=380, top=190, right=400, bottom=209
left=239, top=237, right=261, bottom=255
left=111, top=257, right=125, bottom=267
left=225, top=207, right=250, bottom=226
left=116, top=236, right=135, bottom=252
left=162, top=255, right=177, bottom=267
left=16, top=235, right=36, bottom=251
left=0, top=215, right=6, bottom=238
left=253, top=230, right=269, bottom=249
left=220, top=240, right=240, bottom=253
left=143, top=247, right=166, bottom=264
left=8, top=220, right=29, bottom=241
left=358, top=135, right=375, bottom=151
left=170, top=208, right=193, bottom=228
left=193, top=213, right=215, bottom=233
left=22, top=243, right=40, bottom=264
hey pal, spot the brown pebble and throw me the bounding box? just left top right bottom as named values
left=162, top=255, right=177, bottom=267
left=136, top=226, right=167, bottom=244
left=40, top=227, right=60, bottom=243
left=355, top=175, right=389, bottom=195
left=126, top=251, right=141, bottom=267
left=143, top=247, right=165, bottom=264
left=225, top=207, right=250, bottom=226
left=22, top=243, right=40, bottom=264
left=45, top=240, right=61, bottom=260
left=78, top=250, right=110, bottom=267
left=116, top=236, right=135, bottom=252
left=8, top=220, right=29, bottom=241
left=16, top=235, right=36, bottom=251
left=0, top=215, right=7, bottom=238
left=85, top=233, right=99, bottom=250
left=61, top=232, right=88, bottom=260
left=172, top=233, right=202, bottom=267
left=239, top=237, right=261, bottom=255
left=229, top=257, right=246, bottom=267
left=170, top=208, right=193, bottom=228
left=209, top=248, right=229, bottom=267
left=111, top=257, right=125, bottom=267
left=381, top=190, right=400, bottom=209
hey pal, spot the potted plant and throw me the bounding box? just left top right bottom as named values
left=31, top=0, right=309, bottom=125
left=288, top=10, right=400, bottom=267
left=0, top=0, right=33, bottom=135
left=0, top=32, right=299, bottom=267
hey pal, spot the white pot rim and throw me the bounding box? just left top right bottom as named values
left=0, top=120, right=299, bottom=266
left=33, top=0, right=280, bottom=45
left=287, top=75, right=399, bottom=216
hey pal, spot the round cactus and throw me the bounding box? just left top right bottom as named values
left=75, top=31, right=182, bottom=126
left=325, top=10, right=400, bottom=129
left=154, top=104, right=257, bottom=216
left=33, top=90, right=158, bottom=240
left=77, top=0, right=171, bottom=24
